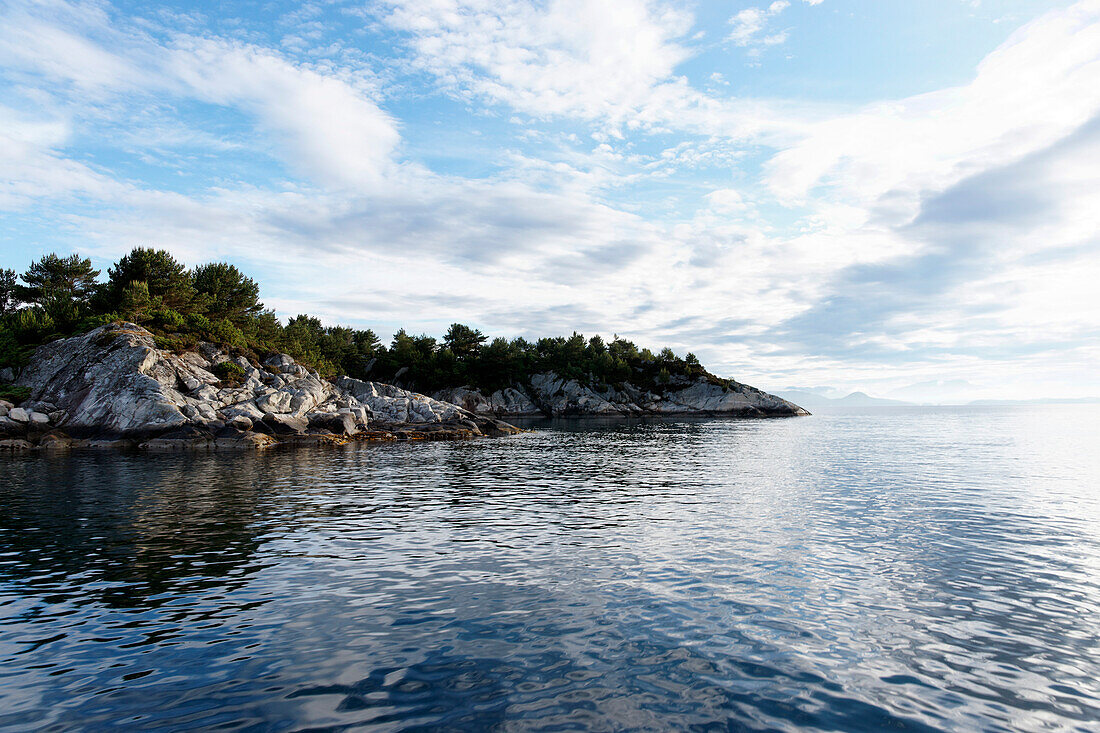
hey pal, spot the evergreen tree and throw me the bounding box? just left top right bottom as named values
left=104, top=248, right=194, bottom=311
left=17, top=253, right=100, bottom=308
left=191, top=262, right=262, bottom=323
left=443, top=323, right=486, bottom=359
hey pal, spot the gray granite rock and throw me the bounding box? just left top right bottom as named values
left=14, top=323, right=521, bottom=446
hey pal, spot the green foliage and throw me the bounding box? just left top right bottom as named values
left=14, top=254, right=101, bottom=331
left=207, top=318, right=247, bottom=349
left=0, top=327, right=31, bottom=369
left=444, top=323, right=487, bottom=359
left=104, top=247, right=195, bottom=312
left=149, top=308, right=186, bottom=331
left=117, top=280, right=154, bottom=322
left=17, top=253, right=100, bottom=307
left=186, top=312, right=212, bottom=332
left=0, top=248, right=715, bottom=396
left=0, top=384, right=31, bottom=403
left=13, top=308, right=57, bottom=343
left=191, top=263, right=261, bottom=324
left=210, top=360, right=245, bottom=384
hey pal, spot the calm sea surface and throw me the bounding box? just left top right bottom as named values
left=1, top=406, right=1099, bottom=732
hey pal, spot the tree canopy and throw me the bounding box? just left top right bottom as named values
left=103, top=247, right=195, bottom=311
left=191, top=263, right=262, bottom=323
left=0, top=248, right=717, bottom=395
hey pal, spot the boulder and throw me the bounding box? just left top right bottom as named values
left=434, top=386, right=541, bottom=416
left=261, top=413, right=309, bottom=435
left=17, top=324, right=192, bottom=437
left=179, top=351, right=211, bottom=370
left=0, top=416, right=26, bottom=437
left=0, top=439, right=32, bottom=451
left=527, top=373, right=624, bottom=416
left=255, top=390, right=294, bottom=414
left=335, top=377, right=466, bottom=424
left=227, top=415, right=253, bottom=431
left=38, top=432, right=73, bottom=451
left=264, top=354, right=296, bottom=373
left=288, top=376, right=329, bottom=414
left=222, top=401, right=266, bottom=422
left=307, top=411, right=359, bottom=435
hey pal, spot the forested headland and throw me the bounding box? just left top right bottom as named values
left=0, top=249, right=719, bottom=398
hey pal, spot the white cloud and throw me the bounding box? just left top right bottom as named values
left=165, top=39, right=400, bottom=189
left=0, top=2, right=149, bottom=91
left=0, top=106, right=127, bottom=210
left=766, top=0, right=1100, bottom=211
left=376, top=0, right=694, bottom=127
left=371, top=0, right=819, bottom=141
left=728, top=1, right=790, bottom=48
left=0, top=1, right=401, bottom=191
left=1, top=0, right=1098, bottom=399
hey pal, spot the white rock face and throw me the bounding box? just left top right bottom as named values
left=432, top=386, right=542, bottom=416
left=335, top=378, right=467, bottom=424
left=15, top=323, right=517, bottom=442
left=18, top=325, right=206, bottom=435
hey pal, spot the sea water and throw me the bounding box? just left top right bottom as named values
left=1, top=405, right=1098, bottom=730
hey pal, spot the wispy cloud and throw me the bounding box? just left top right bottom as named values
left=0, top=0, right=1097, bottom=400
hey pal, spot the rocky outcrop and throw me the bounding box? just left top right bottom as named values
left=5, top=323, right=519, bottom=451
left=432, top=386, right=543, bottom=417
left=433, top=371, right=808, bottom=418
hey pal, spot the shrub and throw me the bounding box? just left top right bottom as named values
left=12, top=308, right=57, bottom=344
left=186, top=312, right=212, bottom=333
left=74, top=312, right=119, bottom=334
left=210, top=360, right=245, bottom=384
left=149, top=308, right=186, bottom=331
left=208, top=318, right=247, bottom=349
left=0, top=384, right=30, bottom=403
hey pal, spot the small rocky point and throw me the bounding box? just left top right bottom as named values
left=0, top=323, right=519, bottom=452
left=432, top=373, right=809, bottom=418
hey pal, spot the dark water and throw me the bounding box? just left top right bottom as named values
left=1, top=406, right=1099, bottom=732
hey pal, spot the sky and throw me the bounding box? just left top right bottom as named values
left=1, top=0, right=1098, bottom=402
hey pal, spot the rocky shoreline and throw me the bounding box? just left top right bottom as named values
left=0, top=322, right=808, bottom=453
left=0, top=323, right=520, bottom=452
left=433, top=373, right=808, bottom=419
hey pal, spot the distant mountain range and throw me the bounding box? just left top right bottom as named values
left=774, top=389, right=913, bottom=409
left=774, top=387, right=1099, bottom=409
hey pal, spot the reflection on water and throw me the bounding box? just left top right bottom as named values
left=1, top=406, right=1099, bottom=730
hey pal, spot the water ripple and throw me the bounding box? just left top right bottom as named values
left=1, top=405, right=1098, bottom=730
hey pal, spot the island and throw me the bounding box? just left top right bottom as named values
left=0, top=249, right=808, bottom=451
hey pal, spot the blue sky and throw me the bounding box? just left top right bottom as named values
left=1, top=0, right=1097, bottom=401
